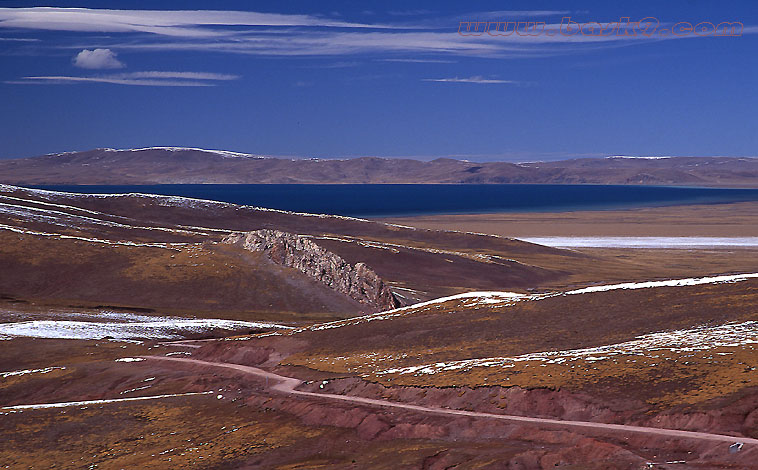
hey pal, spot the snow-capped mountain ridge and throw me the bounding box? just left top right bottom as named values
left=4, top=149, right=758, bottom=185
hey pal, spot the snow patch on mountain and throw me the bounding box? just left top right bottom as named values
left=606, top=156, right=672, bottom=160
left=119, top=147, right=267, bottom=159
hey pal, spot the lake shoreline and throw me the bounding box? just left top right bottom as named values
left=28, top=183, right=758, bottom=219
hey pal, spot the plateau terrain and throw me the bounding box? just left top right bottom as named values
left=0, top=185, right=756, bottom=469
left=2, top=1, right=755, bottom=469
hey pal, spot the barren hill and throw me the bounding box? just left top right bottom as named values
left=2, top=147, right=758, bottom=186
left=0, top=184, right=574, bottom=321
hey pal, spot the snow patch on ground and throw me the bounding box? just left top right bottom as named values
left=296, top=273, right=758, bottom=334
left=0, top=391, right=214, bottom=412
left=73, top=311, right=172, bottom=323
left=1, top=184, right=376, bottom=225
left=564, top=273, right=758, bottom=295
left=0, top=309, right=176, bottom=326
left=519, top=237, right=758, bottom=248
left=120, top=385, right=152, bottom=395
left=0, top=319, right=293, bottom=340
left=1, top=366, right=66, bottom=379
left=0, top=200, right=209, bottom=236
left=378, top=320, right=758, bottom=376
left=300, top=291, right=527, bottom=333
left=0, top=222, right=193, bottom=249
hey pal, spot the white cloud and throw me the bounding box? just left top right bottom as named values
left=0, top=7, right=394, bottom=37
left=73, top=48, right=124, bottom=69
left=10, top=71, right=240, bottom=87
left=2, top=8, right=756, bottom=60
left=422, top=76, right=517, bottom=84
left=13, top=76, right=209, bottom=87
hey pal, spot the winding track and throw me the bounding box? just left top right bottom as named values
left=145, top=356, right=758, bottom=448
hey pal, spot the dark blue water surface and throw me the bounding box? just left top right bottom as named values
left=34, top=184, right=758, bottom=217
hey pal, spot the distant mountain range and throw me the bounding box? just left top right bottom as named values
left=2, top=147, right=758, bottom=186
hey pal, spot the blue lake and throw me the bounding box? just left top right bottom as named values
left=34, top=184, right=758, bottom=218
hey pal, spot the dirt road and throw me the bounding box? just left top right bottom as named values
left=145, top=356, right=758, bottom=449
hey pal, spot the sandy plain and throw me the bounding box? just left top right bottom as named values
left=380, top=201, right=758, bottom=238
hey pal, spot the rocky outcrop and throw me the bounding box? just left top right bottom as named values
left=223, top=229, right=400, bottom=311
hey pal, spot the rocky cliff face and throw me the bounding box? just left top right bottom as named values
left=223, top=229, right=400, bottom=311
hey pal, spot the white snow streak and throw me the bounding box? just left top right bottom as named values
left=0, top=200, right=209, bottom=236
left=1, top=366, right=66, bottom=379
left=296, top=273, right=758, bottom=333
left=0, top=222, right=193, bottom=249
left=564, top=273, right=758, bottom=295
left=121, top=147, right=264, bottom=159
left=0, top=319, right=293, bottom=340
left=120, top=385, right=152, bottom=395
left=0, top=391, right=214, bottom=412
left=0, top=184, right=375, bottom=224
left=300, top=292, right=527, bottom=333
left=378, top=320, right=758, bottom=376
left=0, top=193, right=231, bottom=234
left=519, top=237, right=758, bottom=249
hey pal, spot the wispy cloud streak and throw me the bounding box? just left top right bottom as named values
left=422, top=76, right=518, bottom=84
left=378, top=58, right=457, bottom=63
left=1, top=8, right=756, bottom=60
left=67, top=25, right=755, bottom=61
left=0, top=7, right=395, bottom=37
left=9, top=71, right=240, bottom=87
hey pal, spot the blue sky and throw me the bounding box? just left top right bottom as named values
left=0, top=1, right=756, bottom=161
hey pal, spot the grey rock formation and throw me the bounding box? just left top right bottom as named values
left=223, top=230, right=400, bottom=311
